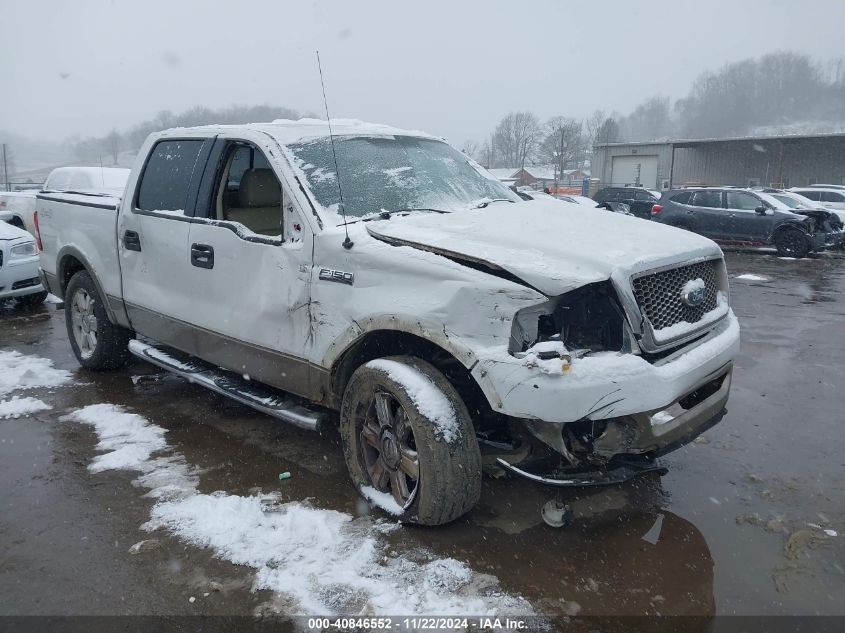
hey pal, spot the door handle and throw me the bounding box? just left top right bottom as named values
left=190, top=243, right=214, bottom=269
left=123, top=230, right=141, bottom=252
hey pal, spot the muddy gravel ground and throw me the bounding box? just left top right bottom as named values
left=1, top=249, right=843, bottom=629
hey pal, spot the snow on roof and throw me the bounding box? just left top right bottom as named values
left=518, top=165, right=557, bottom=180
left=251, top=118, right=439, bottom=145
left=486, top=168, right=519, bottom=180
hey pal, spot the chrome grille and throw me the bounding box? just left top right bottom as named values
left=632, top=260, right=719, bottom=332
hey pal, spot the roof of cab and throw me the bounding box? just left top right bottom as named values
left=160, top=118, right=439, bottom=146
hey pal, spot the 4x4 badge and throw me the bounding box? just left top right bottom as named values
left=319, top=268, right=354, bottom=285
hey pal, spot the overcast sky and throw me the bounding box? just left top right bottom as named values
left=2, top=0, right=844, bottom=146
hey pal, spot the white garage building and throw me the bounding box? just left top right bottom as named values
left=592, top=132, right=845, bottom=191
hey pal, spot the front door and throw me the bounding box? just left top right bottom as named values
left=184, top=138, right=315, bottom=398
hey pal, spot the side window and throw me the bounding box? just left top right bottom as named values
left=671, top=191, right=692, bottom=204
left=634, top=190, right=652, bottom=201
left=691, top=191, right=723, bottom=208
left=136, top=140, right=206, bottom=212
left=726, top=191, right=762, bottom=210
left=821, top=192, right=845, bottom=203
left=215, top=143, right=284, bottom=238
left=800, top=190, right=821, bottom=201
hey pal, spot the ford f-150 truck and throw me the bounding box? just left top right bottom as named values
left=37, top=119, right=740, bottom=525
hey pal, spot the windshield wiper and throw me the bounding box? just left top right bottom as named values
left=475, top=199, right=516, bottom=208
left=389, top=207, right=450, bottom=215
left=338, top=208, right=449, bottom=227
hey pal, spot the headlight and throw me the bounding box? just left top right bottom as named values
left=510, top=281, right=631, bottom=355
left=10, top=241, right=37, bottom=259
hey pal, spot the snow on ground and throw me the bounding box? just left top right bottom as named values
left=0, top=395, right=51, bottom=419
left=360, top=485, right=405, bottom=516
left=735, top=274, right=769, bottom=281
left=63, top=402, right=532, bottom=618
left=0, top=350, right=73, bottom=397
left=366, top=359, right=459, bottom=442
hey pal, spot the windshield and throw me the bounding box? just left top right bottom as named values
left=288, top=135, right=518, bottom=222
left=773, top=192, right=817, bottom=209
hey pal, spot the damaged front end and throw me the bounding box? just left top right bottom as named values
left=484, top=264, right=737, bottom=487
left=494, top=362, right=732, bottom=486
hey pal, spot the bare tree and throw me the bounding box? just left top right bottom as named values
left=460, top=139, right=479, bottom=160
left=492, top=111, right=541, bottom=169
left=539, top=117, right=582, bottom=184
left=104, top=129, right=121, bottom=165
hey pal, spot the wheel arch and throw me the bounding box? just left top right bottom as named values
left=56, top=246, right=120, bottom=324
left=329, top=328, right=491, bottom=422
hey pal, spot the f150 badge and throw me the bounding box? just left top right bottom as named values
left=319, top=268, right=354, bottom=285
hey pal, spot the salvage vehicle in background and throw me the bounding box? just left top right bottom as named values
left=0, top=221, right=46, bottom=305
left=789, top=187, right=845, bottom=222
left=1, top=167, right=130, bottom=235
left=653, top=187, right=844, bottom=257
left=592, top=186, right=660, bottom=219
left=37, top=119, right=740, bottom=525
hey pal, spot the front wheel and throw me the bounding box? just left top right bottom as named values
left=340, top=356, right=482, bottom=526
left=774, top=228, right=810, bottom=258
left=65, top=270, right=132, bottom=370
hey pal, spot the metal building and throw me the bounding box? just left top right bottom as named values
left=592, top=132, right=845, bottom=191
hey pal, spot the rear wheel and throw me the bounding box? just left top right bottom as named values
left=64, top=270, right=132, bottom=370
left=774, top=228, right=810, bottom=258
left=340, top=356, right=482, bottom=526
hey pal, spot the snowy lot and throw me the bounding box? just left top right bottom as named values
left=1, top=250, right=844, bottom=627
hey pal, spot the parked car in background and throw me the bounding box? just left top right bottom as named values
left=653, top=187, right=844, bottom=257
left=0, top=221, right=46, bottom=305
left=789, top=187, right=845, bottom=222
left=1, top=167, right=131, bottom=235
left=516, top=189, right=632, bottom=214
left=0, top=191, right=38, bottom=232
left=43, top=166, right=130, bottom=196
left=592, top=187, right=660, bottom=219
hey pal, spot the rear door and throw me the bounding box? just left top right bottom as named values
left=688, top=190, right=727, bottom=239
left=724, top=191, right=772, bottom=243
left=182, top=134, right=315, bottom=397
left=118, top=137, right=214, bottom=343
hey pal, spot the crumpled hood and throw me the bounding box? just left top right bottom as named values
left=366, top=199, right=723, bottom=296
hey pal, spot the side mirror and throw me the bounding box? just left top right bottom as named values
left=755, top=205, right=768, bottom=215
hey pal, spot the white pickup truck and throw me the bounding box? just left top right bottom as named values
left=37, top=119, right=740, bottom=525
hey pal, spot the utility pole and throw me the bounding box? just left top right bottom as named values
left=2, top=144, right=9, bottom=192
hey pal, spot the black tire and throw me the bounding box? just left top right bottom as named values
left=774, top=228, right=810, bottom=258
left=340, top=355, right=482, bottom=526
left=15, top=290, right=48, bottom=306
left=64, top=270, right=132, bottom=370
left=8, top=216, right=25, bottom=230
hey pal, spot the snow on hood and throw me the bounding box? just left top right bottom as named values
left=366, top=199, right=722, bottom=296
left=0, top=221, right=33, bottom=241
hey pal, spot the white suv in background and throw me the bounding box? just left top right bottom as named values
left=790, top=187, right=845, bottom=222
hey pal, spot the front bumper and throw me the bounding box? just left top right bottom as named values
left=0, top=254, right=44, bottom=300
left=472, top=311, right=740, bottom=424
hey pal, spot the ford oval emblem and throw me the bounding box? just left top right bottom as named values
left=682, top=284, right=707, bottom=307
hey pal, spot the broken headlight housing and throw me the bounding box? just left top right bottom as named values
left=509, top=281, right=633, bottom=355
